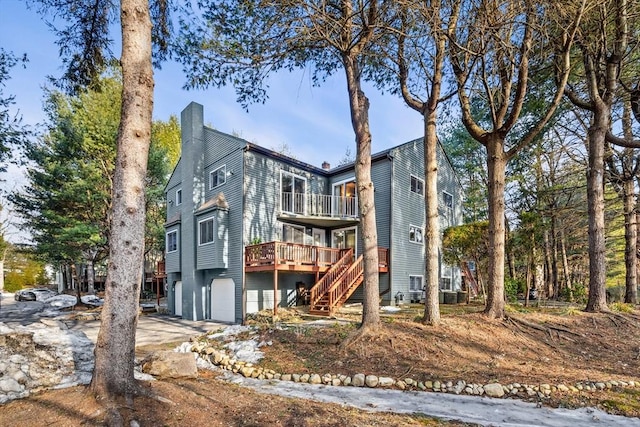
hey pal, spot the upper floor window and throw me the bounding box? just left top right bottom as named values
left=281, top=171, right=306, bottom=215
left=411, top=175, right=424, bottom=196
left=176, top=189, right=182, bottom=206
left=166, top=230, right=178, bottom=253
left=443, top=191, right=453, bottom=209
left=409, top=225, right=423, bottom=244
left=199, top=217, right=215, bottom=245
left=209, top=165, right=226, bottom=190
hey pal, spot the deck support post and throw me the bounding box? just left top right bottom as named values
left=273, top=268, right=278, bottom=316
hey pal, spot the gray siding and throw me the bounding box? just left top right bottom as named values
left=165, top=224, right=181, bottom=273
left=200, top=128, right=245, bottom=322
left=196, top=208, right=229, bottom=270
left=243, top=150, right=329, bottom=245
left=329, top=157, right=392, bottom=303
left=388, top=139, right=464, bottom=298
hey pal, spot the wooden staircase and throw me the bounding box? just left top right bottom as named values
left=309, top=248, right=364, bottom=316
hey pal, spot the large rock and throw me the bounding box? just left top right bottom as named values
left=142, top=351, right=198, bottom=379
left=483, top=383, right=505, bottom=398
left=352, top=373, right=366, bottom=387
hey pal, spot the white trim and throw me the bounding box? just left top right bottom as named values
left=331, top=226, right=358, bottom=253
left=332, top=176, right=357, bottom=190
left=279, top=170, right=307, bottom=215
left=166, top=230, right=178, bottom=253
left=442, top=190, right=453, bottom=209
left=409, top=224, right=424, bottom=244
left=332, top=177, right=357, bottom=217
left=209, top=165, right=227, bottom=190
left=409, top=275, right=424, bottom=291
left=282, top=223, right=306, bottom=244
left=198, top=216, right=215, bottom=246
left=410, top=174, right=424, bottom=196
left=175, top=188, right=182, bottom=206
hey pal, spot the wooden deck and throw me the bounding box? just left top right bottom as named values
left=245, top=242, right=389, bottom=273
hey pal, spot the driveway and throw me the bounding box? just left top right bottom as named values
left=65, top=313, right=225, bottom=347
left=0, top=292, right=224, bottom=347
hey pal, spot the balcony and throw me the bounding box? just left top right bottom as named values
left=245, top=241, right=389, bottom=273
left=280, top=192, right=359, bottom=228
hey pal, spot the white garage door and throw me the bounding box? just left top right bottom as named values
left=174, top=281, right=182, bottom=317
left=211, top=278, right=235, bottom=323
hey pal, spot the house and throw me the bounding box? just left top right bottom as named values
left=164, top=102, right=464, bottom=322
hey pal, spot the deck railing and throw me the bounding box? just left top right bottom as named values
left=245, top=241, right=388, bottom=272
left=245, top=241, right=343, bottom=268
left=281, top=192, right=358, bottom=218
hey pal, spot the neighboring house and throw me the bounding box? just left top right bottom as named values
left=165, top=102, right=463, bottom=322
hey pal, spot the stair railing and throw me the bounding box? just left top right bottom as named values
left=327, top=255, right=364, bottom=311
left=310, top=248, right=353, bottom=308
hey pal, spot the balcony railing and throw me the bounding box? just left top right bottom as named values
left=281, top=192, right=358, bottom=218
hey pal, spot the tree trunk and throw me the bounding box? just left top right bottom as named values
left=543, top=230, right=553, bottom=298
left=90, top=0, right=153, bottom=399
left=422, top=103, right=440, bottom=325
left=87, top=259, right=95, bottom=295
left=559, top=223, right=572, bottom=298
left=623, top=178, right=638, bottom=304
left=0, top=248, right=5, bottom=293
left=343, top=55, right=379, bottom=330
left=483, top=136, right=506, bottom=318
left=550, top=216, right=559, bottom=299
left=585, top=108, right=608, bottom=312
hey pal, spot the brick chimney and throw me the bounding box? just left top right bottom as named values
left=321, top=161, right=331, bottom=170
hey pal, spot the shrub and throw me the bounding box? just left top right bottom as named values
left=504, top=278, right=524, bottom=303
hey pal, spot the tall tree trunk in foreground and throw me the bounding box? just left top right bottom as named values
left=484, top=136, right=507, bottom=318
left=91, top=0, right=153, bottom=399
left=585, top=110, right=608, bottom=312
left=344, top=54, right=380, bottom=330
left=623, top=177, right=638, bottom=304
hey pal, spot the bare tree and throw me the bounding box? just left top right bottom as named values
left=448, top=0, right=584, bottom=318
left=378, top=0, right=461, bottom=325
left=565, top=0, right=640, bottom=311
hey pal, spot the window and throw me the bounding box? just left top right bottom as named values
left=409, top=275, right=423, bottom=292
left=166, top=230, right=178, bottom=253
left=443, top=191, right=453, bottom=209
left=333, top=179, right=357, bottom=217
left=411, top=175, right=424, bottom=196
left=440, top=264, right=452, bottom=290
left=440, top=277, right=452, bottom=291
left=281, top=171, right=306, bottom=214
left=283, top=223, right=305, bottom=244
left=409, top=225, right=423, bottom=244
left=199, top=218, right=215, bottom=245
left=209, top=165, right=226, bottom=189
left=176, top=189, right=182, bottom=206
left=409, top=275, right=424, bottom=302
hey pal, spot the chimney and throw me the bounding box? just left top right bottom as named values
left=321, top=161, right=331, bottom=170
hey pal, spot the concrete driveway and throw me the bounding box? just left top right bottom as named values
left=1, top=292, right=226, bottom=347
left=65, top=313, right=226, bottom=347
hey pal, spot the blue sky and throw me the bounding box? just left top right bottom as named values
left=0, top=1, right=425, bottom=239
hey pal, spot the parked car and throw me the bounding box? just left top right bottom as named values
left=14, top=288, right=58, bottom=302
left=528, top=288, right=538, bottom=300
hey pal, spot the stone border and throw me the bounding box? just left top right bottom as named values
left=187, top=339, right=638, bottom=400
